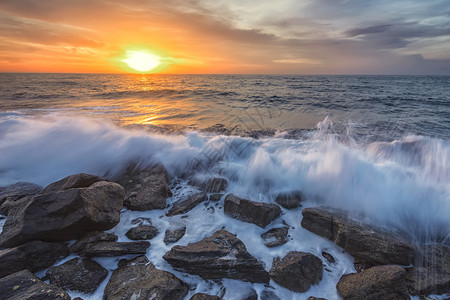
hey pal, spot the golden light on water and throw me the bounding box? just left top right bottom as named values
left=122, top=50, right=161, bottom=72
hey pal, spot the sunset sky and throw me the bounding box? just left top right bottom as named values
left=0, top=0, right=449, bottom=74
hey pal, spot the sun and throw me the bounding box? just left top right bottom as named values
left=122, top=50, right=161, bottom=72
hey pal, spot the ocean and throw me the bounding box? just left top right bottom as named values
left=0, top=73, right=449, bottom=299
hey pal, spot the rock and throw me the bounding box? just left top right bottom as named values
left=0, top=269, right=70, bottom=300
left=166, top=193, right=207, bottom=216
left=0, top=181, right=124, bottom=248
left=77, top=241, right=150, bottom=257
left=301, top=207, right=415, bottom=268
left=0, top=182, right=42, bottom=215
left=240, top=288, right=258, bottom=300
left=261, top=227, right=289, bottom=248
left=0, top=195, right=33, bottom=217
left=70, top=231, right=118, bottom=253
left=260, top=290, right=281, bottom=300
left=224, top=194, right=281, bottom=228
left=406, top=266, right=450, bottom=296
left=209, top=193, right=223, bottom=201
left=189, top=177, right=228, bottom=193
left=190, top=293, right=221, bottom=300
left=126, top=225, right=159, bottom=240
left=0, top=240, right=69, bottom=279
left=42, top=173, right=105, bottom=194
left=275, top=191, right=303, bottom=209
left=307, top=297, right=327, bottom=300
left=269, top=251, right=323, bottom=292
left=116, top=164, right=172, bottom=211
left=322, top=251, right=336, bottom=264
left=104, top=255, right=188, bottom=300
left=131, top=217, right=152, bottom=225
left=336, top=265, right=409, bottom=300
left=416, top=244, right=450, bottom=274
left=164, top=226, right=186, bottom=245
left=46, top=257, right=108, bottom=293
left=163, top=230, right=270, bottom=283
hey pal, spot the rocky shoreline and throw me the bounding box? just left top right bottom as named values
left=0, top=165, right=449, bottom=299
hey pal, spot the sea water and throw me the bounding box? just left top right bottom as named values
left=0, top=74, right=449, bottom=299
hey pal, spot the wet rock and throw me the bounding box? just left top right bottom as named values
left=0, top=195, right=33, bottom=217
left=269, top=251, right=323, bottom=292
left=189, top=177, right=228, bottom=193
left=164, top=226, right=186, bottom=245
left=104, top=255, right=188, bottom=300
left=166, top=193, right=207, bottom=216
left=116, top=164, right=172, bottom=211
left=260, top=290, right=281, bottom=300
left=46, top=257, right=108, bottom=293
left=163, top=229, right=270, bottom=283
left=240, top=288, right=258, bottom=300
left=261, top=227, right=289, bottom=248
left=77, top=241, right=150, bottom=257
left=336, top=265, right=409, bottom=300
left=0, top=180, right=124, bottom=248
left=0, top=269, right=70, bottom=300
left=0, top=182, right=42, bottom=215
left=131, top=217, right=152, bottom=225
left=209, top=193, right=223, bottom=201
left=126, top=225, right=159, bottom=240
left=301, top=207, right=415, bottom=268
left=190, top=293, right=222, bottom=300
left=0, top=240, right=69, bottom=279
left=307, top=297, right=327, bottom=300
left=224, top=194, right=281, bottom=228
left=275, top=191, right=303, bottom=209
left=70, top=231, right=118, bottom=253
left=42, top=173, right=105, bottom=194
left=322, top=251, right=336, bottom=264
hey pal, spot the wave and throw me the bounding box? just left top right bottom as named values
left=0, top=114, right=449, bottom=244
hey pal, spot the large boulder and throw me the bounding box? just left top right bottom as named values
left=189, top=177, right=228, bottom=193
left=336, top=265, right=409, bottom=300
left=0, top=182, right=42, bottom=215
left=163, top=230, right=270, bottom=283
left=104, top=255, right=188, bottom=300
left=224, top=194, right=281, bottom=228
left=275, top=191, right=303, bottom=209
left=261, top=227, right=289, bottom=248
left=116, top=164, right=172, bottom=211
left=42, top=173, right=105, bottom=194
left=301, top=207, right=415, bottom=268
left=0, top=240, right=69, bottom=279
left=0, top=180, right=124, bottom=248
left=166, top=193, right=207, bottom=216
left=45, top=257, right=108, bottom=293
left=0, top=269, right=70, bottom=300
left=269, top=251, right=323, bottom=292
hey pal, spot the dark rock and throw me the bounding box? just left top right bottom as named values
left=261, top=227, right=289, bottom=248
left=42, top=173, right=105, bottom=194
left=166, top=193, right=207, bottom=216
left=322, top=251, right=335, bottom=264
left=46, top=257, right=108, bottom=293
left=189, top=177, right=228, bottom=193
left=406, top=266, right=450, bottom=296
left=126, top=225, right=159, bottom=240
left=0, top=195, right=33, bottom=217
left=0, top=240, right=69, bottom=279
left=416, top=244, right=450, bottom=274
left=0, top=269, right=70, bottom=300
left=116, top=164, right=172, bottom=211
left=0, top=182, right=42, bottom=215
left=336, top=265, right=409, bottom=300
left=104, top=255, right=188, bottom=300
left=260, top=290, right=281, bottom=300
left=131, top=217, right=152, bottom=225
left=224, top=194, right=281, bottom=228
left=190, top=293, right=221, bottom=300
left=240, top=288, right=257, bottom=300
left=70, top=231, right=118, bottom=253
left=78, top=241, right=150, bottom=257
left=269, top=251, right=323, bottom=292
left=0, top=181, right=124, bottom=248
left=301, top=207, right=415, bottom=268
left=163, top=229, right=270, bottom=283
left=275, top=191, right=303, bottom=209
left=307, top=297, right=327, bottom=300
left=164, top=226, right=186, bottom=245
left=209, top=193, right=223, bottom=201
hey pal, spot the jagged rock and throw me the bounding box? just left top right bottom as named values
left=0, top=240, right=69, bottom=279
left=116, top=164, right=172, bottom=211
left=322, top=251, right=336, bottom=264
left=46, top=257, right=108, bottom=293
left=301, top=207, right=415, bottom=268
left=0, top=181, right=124, bottom=248
left=166, top=193, right=207, bottom=216
left=42, top=173, right=105, bottom=194
left=261, top=227, right=289, bottom=248
left=336, top=265, right=409, bottom=300
left=163, top=230, right=270, bottom=283
left=209, top=193, right=223, bottom=201
left=269, top=251, right=323, bottom=292
left=0, top=182, right=42, bottom=215
left=164, top=226, right=186, bottom=245
left=190, top=293, right=221, bottom=300
left=224, top=194, right=281, bottom=228
left=70, top=231, right=118, bottom=253
left=0, top=195, right=33, bottom=217
left=189, top=177, right=228, bottom=193
left=77, top=241, right=150, bottom=257
left=0, top=269, right=70, bottom=300
left=275, top=191, right=303, bottom=209
left=104, top=255, right=188, bottom=300
left=126, top=225, right=159, bottom=240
